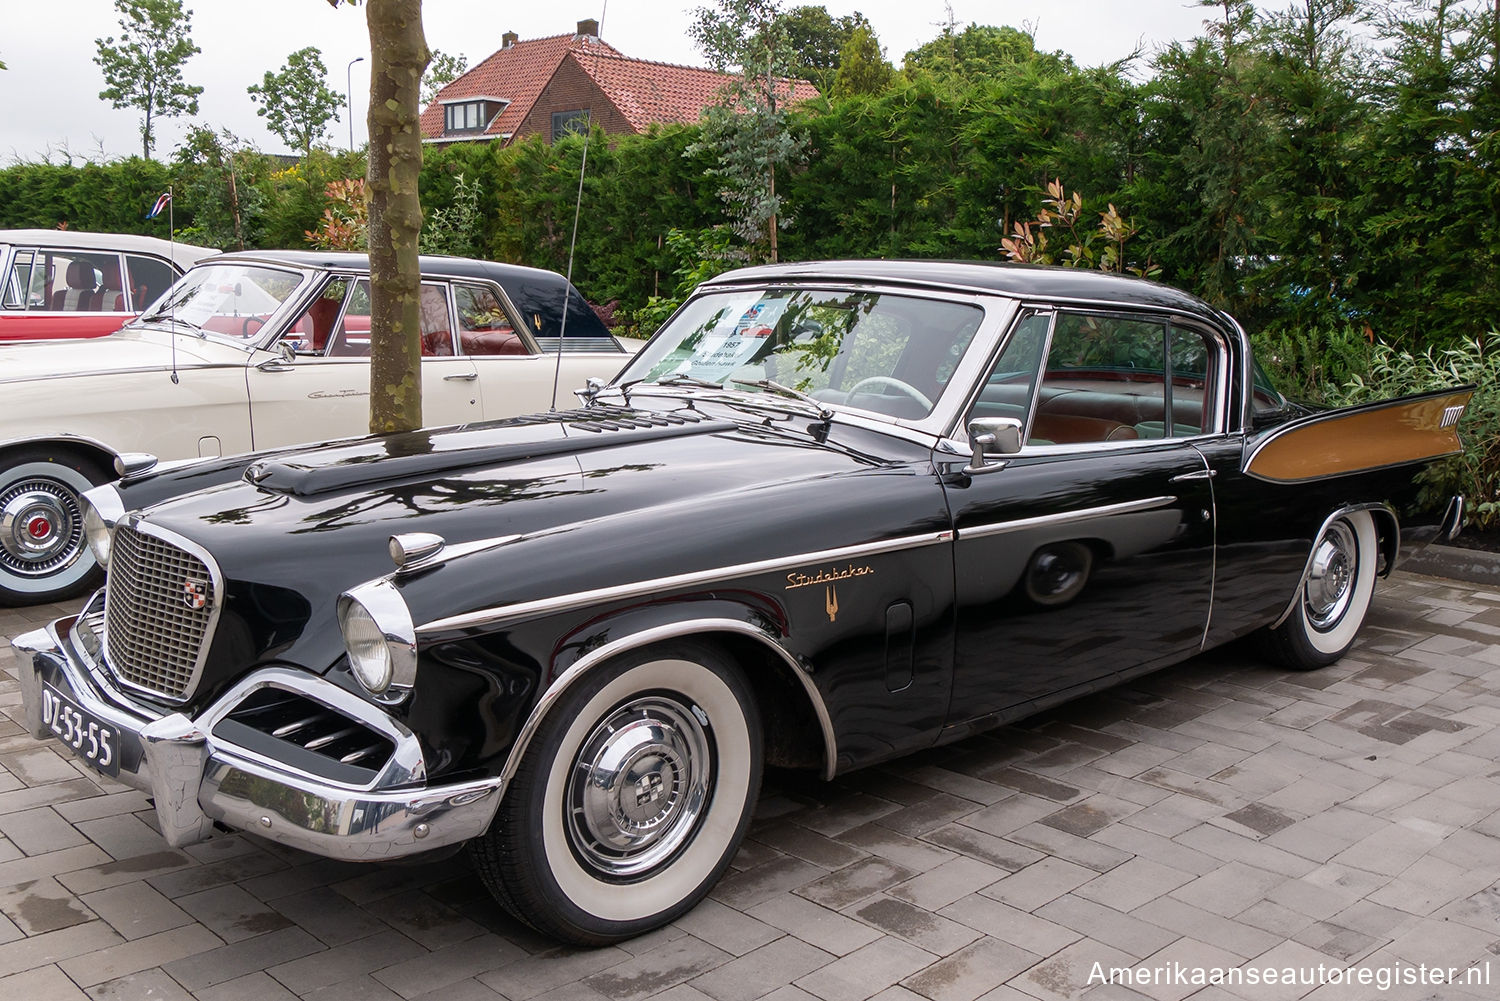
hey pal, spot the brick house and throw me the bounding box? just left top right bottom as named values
left=420, top=19, right=819, bottom=146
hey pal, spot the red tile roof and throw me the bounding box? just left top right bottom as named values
left=571, top=51, right=820, bottom=132
left=420, top=34, right=623, bottom=140
left=421, top=33, right=819, bottom=142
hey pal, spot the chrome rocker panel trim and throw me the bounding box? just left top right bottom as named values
left=11, top=611, right=503, bottom=861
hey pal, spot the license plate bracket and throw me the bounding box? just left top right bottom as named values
left=41, top=682, right=121, bottom=778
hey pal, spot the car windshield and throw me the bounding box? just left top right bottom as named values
left=135, top=263, right=306, bottom=342
left=621, top=287, right=985, bottom=420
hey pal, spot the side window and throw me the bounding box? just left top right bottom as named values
left=970, top=312, right=1049, bottom=426
left=419, top=283, right=454, bottom=356
left=455, top=283, right=525, bottom=356
left=287, top=279, right=352, bottom=353
left=125, top=256, right=176, bottom=312
left=3, top=250, right=36, bottom=309
left=327, top=280, right=372, bottom=356
left=1028, top=313, right=1218, bottom=445
left=40, top=251, right=118, bottom=312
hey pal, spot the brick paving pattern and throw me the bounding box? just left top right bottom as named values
left=2, top=571, right=1498, bottom=1000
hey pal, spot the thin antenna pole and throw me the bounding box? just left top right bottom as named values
left=168, top=185, right=179, bottom=385
left=549, top=120, right=590, bottom=412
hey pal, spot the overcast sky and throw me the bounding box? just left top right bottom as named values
left=0, top=1, right=1250, bottom=162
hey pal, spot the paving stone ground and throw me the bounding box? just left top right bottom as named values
left=3, top=571, right=1500, bottom=1001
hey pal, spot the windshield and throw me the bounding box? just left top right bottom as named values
left=620, top=287, right=985, bottom=420
left=136, top=263, right=306, bottom=342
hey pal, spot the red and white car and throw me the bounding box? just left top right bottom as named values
left=1, top=230, right=216, bottom=341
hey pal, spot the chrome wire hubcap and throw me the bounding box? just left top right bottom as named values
left=1305, top=521, right=1357, bottom=629
left=566, top=695, right=711, bottom=878
left=0, top=482, right=83, bottom=576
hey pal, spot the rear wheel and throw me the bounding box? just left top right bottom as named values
left=471, top=642, right=762, bottom=945
left=1262, top=510, right=1378, bottom=670
left=0, top=448, right=109, bottom=606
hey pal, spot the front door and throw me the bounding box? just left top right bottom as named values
left=941, top=309, right=1222, bottom=726
left=246, top=277, right=480, bottom=449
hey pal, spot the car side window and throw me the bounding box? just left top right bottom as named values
left=454, top=283, right=525, bottom=356
left=1022, top=313, right=1217, bottom=446
left=419, top=283, right=455, bottom=357
left=2, top=250, right=36, bottom=309
left=327, top=280, right=372, bottom=356
left=125, top=256, right=176, bottom=312
left=970, top=312, right=1050, bottom=428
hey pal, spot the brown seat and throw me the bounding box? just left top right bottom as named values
left=51, top=261, right=97, bottom=311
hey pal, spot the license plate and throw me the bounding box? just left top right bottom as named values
left=41, top=683, right=120, bottom=777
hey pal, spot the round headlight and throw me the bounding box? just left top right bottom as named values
left=340, top=599, right=394, bottom=694
left=83, top=500, right=112, bottom=568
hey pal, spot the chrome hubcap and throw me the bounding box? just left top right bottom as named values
left=1305, top=521, right=1357, bottom=629
left=565, top=695, right=711, bottom=878
left=0, top=483, right=83, bottom=576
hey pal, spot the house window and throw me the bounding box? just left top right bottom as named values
left=551, top=110, right=589, bottom=140
left=444, top=100, right=496, bottom=134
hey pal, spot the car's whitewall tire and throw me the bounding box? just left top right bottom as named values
left=472, top=643, right=761, bottom=945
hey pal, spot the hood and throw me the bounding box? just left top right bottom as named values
left=0, top=326, right=239, bottom=384
left=116, top=403, right=926, bottom=707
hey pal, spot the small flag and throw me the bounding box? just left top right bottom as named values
left=146, top=192, right=172, bottom=219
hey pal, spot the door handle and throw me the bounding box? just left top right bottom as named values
left=444, top=372, right=478, bottom=381
left=1169, top=469, right=1216, bottom=483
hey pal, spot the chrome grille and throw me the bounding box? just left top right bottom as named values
left=103, top=524, right=216, bottom=700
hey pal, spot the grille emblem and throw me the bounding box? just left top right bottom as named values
left=183, top=578, right=209, bottom=610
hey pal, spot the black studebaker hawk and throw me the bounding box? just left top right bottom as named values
left=12, top=261, right=1470, bottom=944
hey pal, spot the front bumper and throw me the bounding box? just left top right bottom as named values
left=11, top=604, right=504, bottom=861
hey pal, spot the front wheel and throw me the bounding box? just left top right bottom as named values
left=0, top=448, right=109, bottom=606
left=471, top=643, right=762, bottom=945
left=1262, top=510, right=1379, bottom=670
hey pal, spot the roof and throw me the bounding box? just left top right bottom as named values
left=0, top=230, right=216, bottom=270
left=573, top=51, right=820, bottom=132
left=706, top=260, right=1228, bottom=326
left=207, top=249, right=571, bottom=285
left=420, top=34, right=623, bottom=140
left=420, top=33, right=819, bottom=142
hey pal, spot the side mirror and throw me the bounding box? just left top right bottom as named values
left=964, top=417, right=1023, bottom=475
left=278, top=341, right=296, bottom=364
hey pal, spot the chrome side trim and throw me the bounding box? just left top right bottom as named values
left=1269, top=503, right=1400, bottom=630
left=417, top=529, right=954, bottom=635
left=957, top=496, right=1178, bottom=542
left=497, top=619, right=839, bottom=799
left=394, top=533, right=522, bottom=575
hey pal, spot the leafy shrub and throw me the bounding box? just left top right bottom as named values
left=1331, top=334, right=1500, bottom=531
left=1249, top=325, right=1374, bottom=405
left=626, top=227, right=741, bottom=336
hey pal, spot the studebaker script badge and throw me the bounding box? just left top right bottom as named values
left=784, top=564, right=874, bottom=590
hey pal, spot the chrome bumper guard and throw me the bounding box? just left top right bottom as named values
left=11, top=603, right=503, bottom=862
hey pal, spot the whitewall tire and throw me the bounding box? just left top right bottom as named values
left=472, top=642, right=762, bottom=944
left=0, top=449, right=108, bottom=606
left=1263, top=510, right=1379, bottom=670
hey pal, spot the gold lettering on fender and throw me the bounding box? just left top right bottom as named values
left=784, top=564, right=874, bottom=590
left=826, top=585, right=838, bottom=622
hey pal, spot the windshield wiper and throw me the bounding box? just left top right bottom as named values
left=731, top=378, right=834, bottom=420
left=656, top=374, right=725, bottom=390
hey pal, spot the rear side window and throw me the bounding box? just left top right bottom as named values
left=125, top=256, right=176, bottom=312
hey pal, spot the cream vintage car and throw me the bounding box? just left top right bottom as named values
left=0, top=250, right=632, bottom=604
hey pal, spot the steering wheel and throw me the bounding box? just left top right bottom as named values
left=846, top=376, right=934, bottom=412
left=241, top=315, right=266, bottom=337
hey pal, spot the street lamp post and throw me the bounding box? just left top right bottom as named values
left=346, top=56, right=365, bottom=151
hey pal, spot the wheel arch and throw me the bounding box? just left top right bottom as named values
left=0, top=433, right=120, bottom=473
left=496, top=615, right=837, bottom=807
left=1270, top=502, right=1397, bottom=630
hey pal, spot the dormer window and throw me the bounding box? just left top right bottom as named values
left=442, top=97, right=507, bottom=135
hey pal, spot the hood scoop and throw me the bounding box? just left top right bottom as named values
left=245, top=406, right=730, bottom=498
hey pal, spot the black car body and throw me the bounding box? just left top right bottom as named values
left=12, top=261, right=1470, bottom=944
